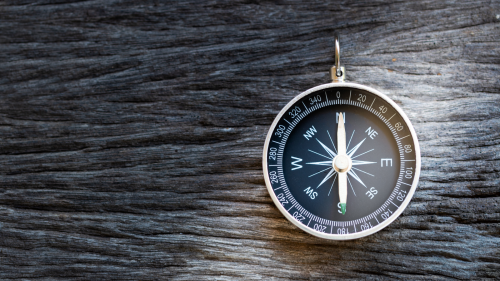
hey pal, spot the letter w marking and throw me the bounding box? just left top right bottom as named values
left=291, top=156, right=303, bottom=170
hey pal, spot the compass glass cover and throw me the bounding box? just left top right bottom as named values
left=264, top=85, right=419, bottom=238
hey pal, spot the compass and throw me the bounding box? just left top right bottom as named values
left=262, top=36, right=421, bottom=240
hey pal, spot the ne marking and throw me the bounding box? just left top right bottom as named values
left=402, top=160, right=415, bottom=162
left=387, top=113, right=396, bottom=121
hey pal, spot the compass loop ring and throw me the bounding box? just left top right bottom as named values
left=334, top=35, right=342, bottom=77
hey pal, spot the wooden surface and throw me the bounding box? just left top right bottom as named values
left=0, top=0, right=499, bottom=279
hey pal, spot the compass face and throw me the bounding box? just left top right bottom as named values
left=263, top=83, right=420, bottom=240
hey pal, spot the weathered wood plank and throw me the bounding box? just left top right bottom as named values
left=0, top=0, right=499, bottom=279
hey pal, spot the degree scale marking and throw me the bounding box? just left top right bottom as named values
left=269, top=92, right=416, bottom=234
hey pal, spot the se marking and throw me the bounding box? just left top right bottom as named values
left=366, top=187, right=378, bottom=199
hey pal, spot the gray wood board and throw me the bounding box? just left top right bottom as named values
left=0, top=0, right=499, bottom=280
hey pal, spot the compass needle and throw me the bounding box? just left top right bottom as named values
left=336, top=111, right=349, bottom=215
left=263, top=35, right=420, bottom=239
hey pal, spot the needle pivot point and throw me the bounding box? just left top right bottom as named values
left=335, top=155, right=348, bottom=169
left=333, top=154, right=352, bottom=173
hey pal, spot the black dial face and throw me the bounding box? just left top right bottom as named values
left=264, top=84, right=419, bottom=238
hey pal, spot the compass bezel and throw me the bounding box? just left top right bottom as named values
left=263, top=82, right=421, bottom=240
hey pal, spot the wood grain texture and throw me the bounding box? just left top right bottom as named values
left=0, top=0, right=499, bottom=279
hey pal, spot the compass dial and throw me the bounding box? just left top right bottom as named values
left=263, top=83, right=420, bottom=240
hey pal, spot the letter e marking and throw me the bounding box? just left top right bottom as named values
left=381, top=158, right=393, bottom=167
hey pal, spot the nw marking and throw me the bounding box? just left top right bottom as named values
left=303, top=125, right=317, bottom=140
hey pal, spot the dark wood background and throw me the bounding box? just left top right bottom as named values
left=1, top=0, right=499, bottom=279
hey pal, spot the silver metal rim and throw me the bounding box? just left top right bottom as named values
left=262, top=82, right=421, bottom=240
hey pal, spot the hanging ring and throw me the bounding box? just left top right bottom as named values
left=330, top=34, right=345, bottom=82
left=334, top=35, right=342, bottom=77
